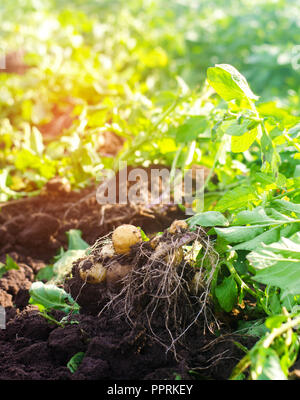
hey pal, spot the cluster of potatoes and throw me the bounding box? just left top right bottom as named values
left=78, top=224, right=142, bottom=286
left=78, top=221, right=189, bottom=288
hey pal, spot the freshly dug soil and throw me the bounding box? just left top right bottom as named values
left=0, top=306, right=253, bottom=380
left=0, top=170, right=184, bottom=263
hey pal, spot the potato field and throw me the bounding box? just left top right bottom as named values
left=1, top=0, right=300, bottom=384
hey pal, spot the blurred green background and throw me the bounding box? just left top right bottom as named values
left=1, top=0, right=300, bottom=101
left=0, top=0, right=299, bottom=200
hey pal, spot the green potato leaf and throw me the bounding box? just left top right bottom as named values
left=215, top=225, right=265, bottom=244
left=252, top=348, right=287, bottom=380
left=207, top=64, right=259, bottom=103
left=273, top=199, right=300, bottom=216
left=215, top=185, right=259, bottom=212
left=220, top=118, right=257, bottom=137
left=66, top=229, right=89, bottom=251
left=35, top=265, right=55, bottom=282
left=231, top=128, right=258, bottom=153
left=67, top=352, right=85, bottom=373
left=175, top=116, right=208, bottom=143
left=0, top=255, right=20, bottom=278
left=233, top=207, right=280, bottom=225
left=215, top=275, right=238, bottom=312
left=188, top=211, right=228, bottom=227
left=249, top=233, right=300, bottom=297
left=232, top=226, right=280, bottom=251
left=29, top=281, right=80, bottom=314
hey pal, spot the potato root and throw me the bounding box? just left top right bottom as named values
left=165, top=247, right=184, bottom=267
left=64, top=222, right=216, bottom=356
left=154, top=243, right=184, bottom=267
left=190, top=271, right=204, bottom=294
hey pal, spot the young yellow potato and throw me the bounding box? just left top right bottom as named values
left=169, top=220, right=188, bottom=234
left=79, top=261, right=107, bottom=284
left=106, top=262, right=132, bottom=288
left=112, top=224, right=142, bottom=254
left=100, top=243, right=115, bottom=259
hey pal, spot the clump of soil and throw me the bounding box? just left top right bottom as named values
left=0, top=305, right=253, bottom=380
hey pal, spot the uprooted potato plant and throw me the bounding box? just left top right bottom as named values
left=64, top=221, right=219, bottom=356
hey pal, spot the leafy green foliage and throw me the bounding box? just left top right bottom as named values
left=215, top=275, right=238, bottom=312
left=207, top=64, right=259, bottom=103
left=35, top=265, right=55, bottom=282
left=52, top=229, right=89, bottom=283
left=249, top=233, right=300, bottom=298
left=66, top=229, right=90, bottom=251
left=67, top=352, right=85, bottom=373
left=215, top=186, right=259, bottom=212
left=30, top=230, right=87, bottom=313
left=0, top=1, right=299, bottom=204
left=231, top=311, right=300, bottom=380
left=175, top=116, right=209, bottom=144
left=0, top=255, right=19, bottom=278
left=237, top=319, right=268, bottom=338
left=214, top=206, right=300, bottom=250
left=188, top=211, right=228, bottom=228
left=29, top=281, right=80, bottom=314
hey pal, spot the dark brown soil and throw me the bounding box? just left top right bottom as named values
left=0, top=305, right=252, bottom=380
left=0, top=170, right=184, bottom=263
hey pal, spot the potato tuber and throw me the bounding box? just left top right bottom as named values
left=112, top=224, right=142, bottom=254
left=100, top=243, right=115, bottom=259
left=169, top=220, right=188, bottom=234
left=106, top=261, right=132, bottom=289
left=79, top=260, right=107, bottom=284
